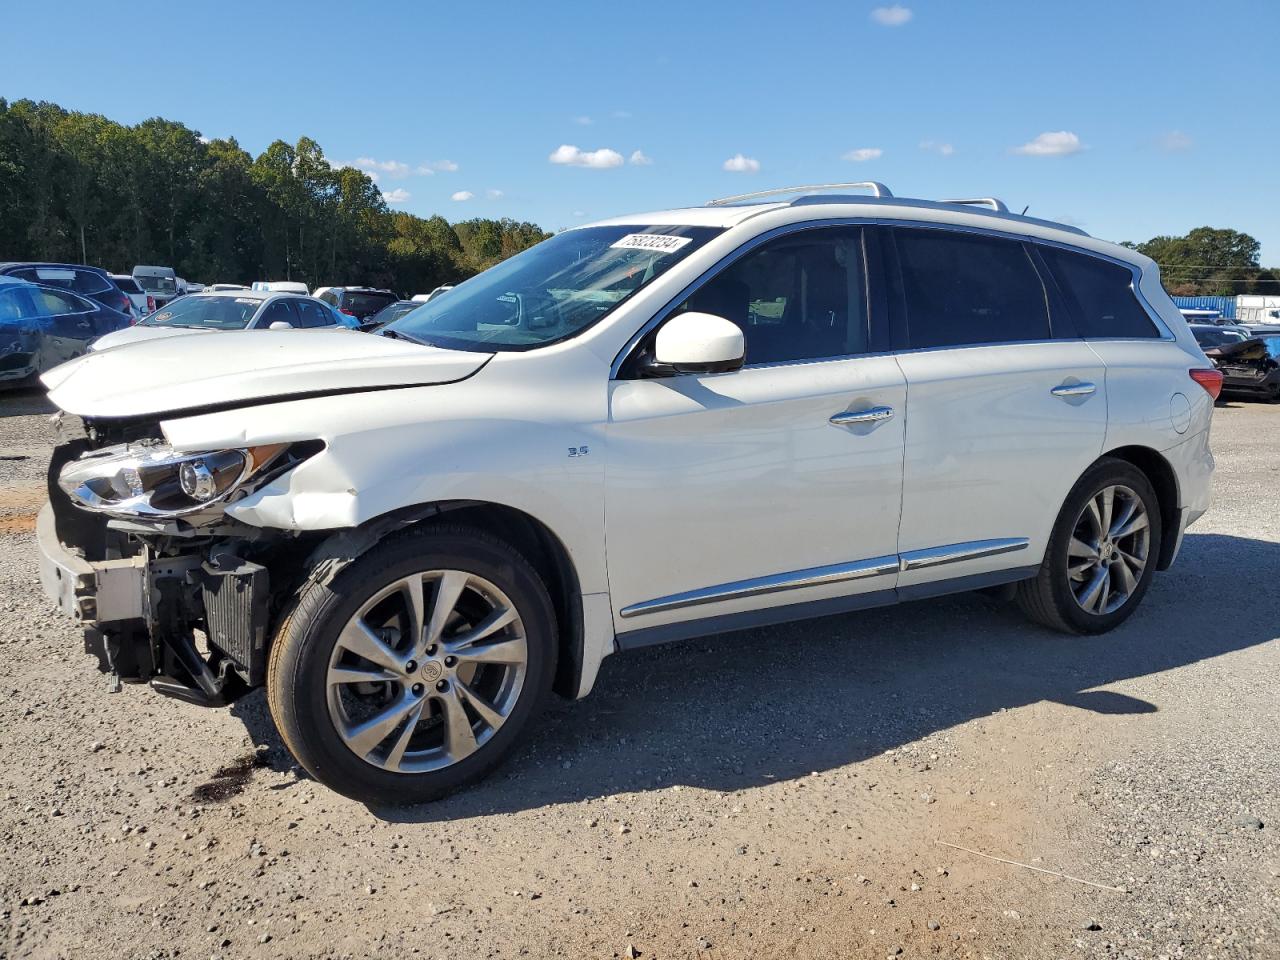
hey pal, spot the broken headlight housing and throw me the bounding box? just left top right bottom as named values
left=58, top=442, right=286, bottom=518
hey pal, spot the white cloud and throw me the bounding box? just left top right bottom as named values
left=573, top=115, right=592, bottom=126
left=629, top=149, right=653, bottom=166
left=549, top=144, right=625, bottom=168
left=356, top=156, right=410, bottom=178
left=919, top=140, right=955, bottom=156
left=1013, top=131, right=1083, bottom=156
left=870, top=5, right=913, bottom=26
left=722, top=153, right=760, bottom=173
left=842, top=147, right=883, bottom=162
left=486, top=189, right=504, bottom=199
left=1157, top=130, right=1193, bottom=153
left=414, top=159, right=459, bottom=175
left=451, top=190, right=475, bottom=201
left=197, top=135, right=211, bottom=145
left=382, top=188, right=411, bottom=204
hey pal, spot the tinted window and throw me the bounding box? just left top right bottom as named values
left=892, top=228, right=1052, bottom=349
left=34, top=288, right=91, bottom=316
left=1038, top=247, right=1158, bottom=339
left=293, top=299, right=333, bottom=328
left=113, top=277, right=144, bottom=294
left=256, top=299, right=300, bottom=328
left=0, top=287, right=40, bottom=323
left=339, top=291, right=399, bottom=317
left=318, top=289, right=338, bottom=305
left=676, top=227, right=871, bottom=365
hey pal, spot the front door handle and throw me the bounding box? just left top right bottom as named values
left=830, top=405, right=895, bottom=426
left=1050, top=381, right=1097, bottom=399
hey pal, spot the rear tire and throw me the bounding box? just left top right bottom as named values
left=267, top=523, right=557, bottom=805
left=1016, top=458, right=1162, bottom=635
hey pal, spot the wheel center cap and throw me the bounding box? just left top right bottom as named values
left=419, top=661, right=444, bottom=683
left=1100, top=541, right=1114, bottom=559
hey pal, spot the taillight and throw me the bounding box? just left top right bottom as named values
left=1189, top=367, right=1223, bottom=400
left=340, top=307, right=356, bottom=316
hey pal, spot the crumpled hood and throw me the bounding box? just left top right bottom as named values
left=42, top=329, right=492, bottom=418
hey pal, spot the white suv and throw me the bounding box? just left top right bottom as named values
left=37, top=183, right=1218, bottom=803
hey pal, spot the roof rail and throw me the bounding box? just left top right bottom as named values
left=942, top=197, right=1009, bottom=213
left=706, top=181, right=893, bottom=206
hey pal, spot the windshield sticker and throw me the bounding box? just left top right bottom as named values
left=154, top=312, right=173, bottom=322
left=235, top=298, right=257, bottom=304
left=610, top=233, right=694, bottom=255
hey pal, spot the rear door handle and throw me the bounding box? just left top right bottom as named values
left=1050, top=381, right=1096, bottom=398
left=830, top=405, right=895, bottom=426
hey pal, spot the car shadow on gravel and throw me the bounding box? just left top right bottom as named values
left=228, top=531, right=1279, bottom=820
left=0, top=387, right=56, bottom=417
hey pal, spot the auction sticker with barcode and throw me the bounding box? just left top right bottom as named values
left=610, top=233, right=693, bottom=254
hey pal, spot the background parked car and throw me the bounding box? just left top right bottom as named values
left=91, top=289, right=358, bottom=350
left=207, top=283, right=248, bottom=291
left=1205, top=333, right=1280, bottom=402
left=411, top=284, right=454, bottom=303
left=1189, top=323, right=1251, bottom=351
left=316, top=286, right=399, bottom=322
left=0, top=262, right=135, bottom=318
left=132, top=265, right=179, bottom=308
left=109, top=273, right=152, bottom=321
left=0, top=275, right=130, bottom=385
left=360, top=299, right=420, bottom=332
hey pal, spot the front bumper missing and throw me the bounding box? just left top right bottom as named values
left=37, top=503, right=146, bottom=625
left=37, top=501, right=267, bottom=706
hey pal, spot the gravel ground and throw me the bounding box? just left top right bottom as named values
left=0, top=391, right=1276, bottom=960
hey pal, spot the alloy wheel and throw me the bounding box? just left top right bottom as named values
left=325, top=570, right=528, bottom=773
left=1066, top=484, right=1151, bottom=616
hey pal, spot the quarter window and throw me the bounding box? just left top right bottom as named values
left=1038, top=247, right=1158, bottom=339
left=676, top=227, right=872, bottom=365
left=891, top=228, right=1053, bottom=349
left=33, top=288, right=90, bottom=317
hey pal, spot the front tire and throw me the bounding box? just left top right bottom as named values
left=267, top=524, right=557, bottom=805
left=1016, top=458, right=1162, bottom=635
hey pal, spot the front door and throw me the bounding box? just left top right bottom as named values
left=605, top=226, right=906, bottom=640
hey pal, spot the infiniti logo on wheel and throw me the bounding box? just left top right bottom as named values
left=420, top=661, right=444, bottom=683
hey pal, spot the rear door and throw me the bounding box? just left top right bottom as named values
left=292, top=298, right=336, bottom=328
left=253, top=298, right=301, bottom=329
left=884, top=226, right=1107, bottom=591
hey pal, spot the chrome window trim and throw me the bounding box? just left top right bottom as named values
left=610, top=217, right=1172, bottom=379
left=618, top=554, right=900, bottom=619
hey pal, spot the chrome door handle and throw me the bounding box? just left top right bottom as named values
left=1050, top=382, right=1096, bottom=398
left=830, top=405, right=895, bottom=426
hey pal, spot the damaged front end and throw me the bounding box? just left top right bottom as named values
left=39, top=412, right=322, bottom=706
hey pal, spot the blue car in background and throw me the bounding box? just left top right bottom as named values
left=0, top=262, right=136, bottom=318
left=0, top=276, right=132, bottom=387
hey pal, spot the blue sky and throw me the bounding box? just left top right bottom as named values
left=4, top=0, right=1278, bottom=262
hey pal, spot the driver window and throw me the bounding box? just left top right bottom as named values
left=257, top=299, right=299, bottom=328
left=677, top=227, right=870, bottom=365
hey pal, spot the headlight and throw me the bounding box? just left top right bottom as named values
left=58, top=442, right=286, bottom=518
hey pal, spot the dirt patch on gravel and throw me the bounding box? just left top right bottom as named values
left=0, top=510, right=37, bottom=534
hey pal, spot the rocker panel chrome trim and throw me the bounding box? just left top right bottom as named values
left=898, top=537, right=1030, bottom=572
left=618, top=554, right=900, bottom=619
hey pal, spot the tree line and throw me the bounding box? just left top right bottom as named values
left=1124, top=226, right=1278, bottom=297
left=0, top=98, right=550, bottom=293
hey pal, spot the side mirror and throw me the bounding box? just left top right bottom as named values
left=651, top=311, right=745, bottom=375
left=268, top=321, right=294, bottom=330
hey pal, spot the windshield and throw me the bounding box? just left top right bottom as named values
left=137, top=275, right=177, bottom=294
left=1261, top=336, right=1280, bottom=360
left=387, top=225, right=723, bottom=351
left=370, top=301, right=419, bottom=325
left=1195, top=329, right=1245, bottom=348
left=142, top=295, right=260, bottom=329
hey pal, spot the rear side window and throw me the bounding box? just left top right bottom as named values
left=33, top=288, right=91, bottom=316
left=1038, top=247, right=1159, bottom=339
left=891, top=228, right=1052, bottom=349
left=293, top=299, right=332, bottom=328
